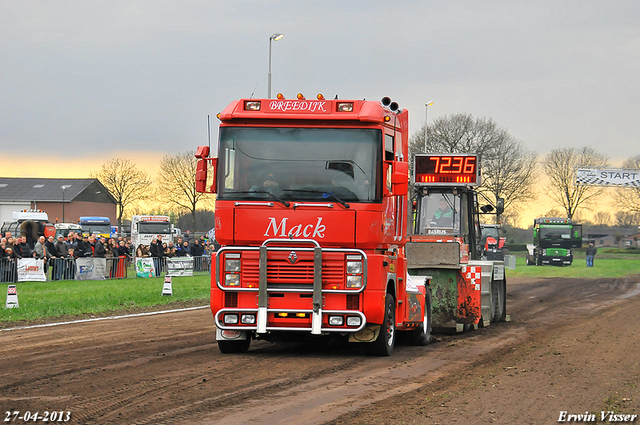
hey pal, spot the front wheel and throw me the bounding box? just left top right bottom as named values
left=409, top=291, right=432, bottom=346
left=371, top=294, right=396, bottom=356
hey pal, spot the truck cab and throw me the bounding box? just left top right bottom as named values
left=527, top=218, right=582, bottom=266
left=195, top=95, right=427, bottom=355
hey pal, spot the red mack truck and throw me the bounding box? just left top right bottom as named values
left=195, top=94, right=430, bottom=355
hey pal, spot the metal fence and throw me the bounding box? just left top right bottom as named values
left=0, top=255, right=211, bottom=283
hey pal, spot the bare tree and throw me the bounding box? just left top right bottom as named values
left=409, top=113, right=538, bottom=223
left=90, top=158, right=152, bottom=232
left=593, top=211, right=611, bottom=227
left=543, top=147, right=609, bottom=219
left=156, top=151, right=214, bottom=230
left=614, top=211, right=640, bottom=228
left=612, top=155, right=640, bottom=214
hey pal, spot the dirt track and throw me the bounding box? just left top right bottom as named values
left=1, top=275, right=639, bottom=425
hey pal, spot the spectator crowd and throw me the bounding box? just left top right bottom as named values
left=0, top=230, right=219, bottom=282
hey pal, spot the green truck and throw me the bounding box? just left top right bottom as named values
left=526, top=217, right=582, bottom=266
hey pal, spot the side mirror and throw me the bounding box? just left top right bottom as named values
left=195, top=146, right=218, bottom=194
left=392, top=161, right=408, bottom=196
left=481, top=204, right=494, bottom=213
left=496, top=198, right=505, bottom=215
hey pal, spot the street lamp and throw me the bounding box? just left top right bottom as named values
left=425, top=101, right=434, bottom=152
left=268, top=33, right=284, bottom=99
left=61, top=185, right=71, bottom=222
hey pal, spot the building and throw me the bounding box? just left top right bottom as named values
left=0, top=178, right=117, bottom=225
left=622, top=232, right=640, bottom=248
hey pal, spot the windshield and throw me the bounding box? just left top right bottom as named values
left=216, top=127, right=382, bottom=203
left=482, top=227, right=499, bottom=239
left=416, top=192, right=460, bottom=234
left=539, top=225, right=571, bottom=240
left=137, top=222, right=172, bottom=234
left=84, top=224, right=111, bottom=235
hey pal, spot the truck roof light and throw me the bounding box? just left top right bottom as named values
left=244, top=101, right=261, bottom=111
left=277, top=93, right=285, bottom=99
left=317, top=93, right=325, bottom=100
left=337, top=102, right=354, bottom=112
left=216, top=113, right=221, bottom=120
left=297, top=93, right=305, bottom=100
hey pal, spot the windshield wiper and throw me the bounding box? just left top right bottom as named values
left=282, top=189, right=350, bottom=208
left=223, top=190, right=290, bottom=207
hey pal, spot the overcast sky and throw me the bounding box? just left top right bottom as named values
left=2, top=0, right=639, bottom=176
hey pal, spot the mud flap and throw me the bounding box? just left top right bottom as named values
left=216, top=328, right=248, bottom=341
left=348, top=324, right=381, bottom=343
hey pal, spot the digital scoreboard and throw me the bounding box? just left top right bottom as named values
left=414, top=154, right=481, bottom=186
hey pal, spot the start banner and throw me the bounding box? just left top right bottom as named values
left=75, top=258, right=106, bottom=280
left=17, top=258, right=46, bottom=282
left=576, top=168, right=640, bottom=187
left=166, top=257, right=194, bottom=276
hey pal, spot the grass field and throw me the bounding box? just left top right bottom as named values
left=507, top=253, right=640, bottom=279
left=0, top=274, right=211, bottom=325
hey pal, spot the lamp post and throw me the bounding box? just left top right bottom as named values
left=424, top=101, right=434, bottom=152
left=268, top=33, right=284, bottom=99
left=61, top=185, right=71, bottom=222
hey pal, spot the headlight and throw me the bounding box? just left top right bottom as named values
left=225, top=273, right=240, bottom=286
left=328, top=316, right=344, bottom=326
left=225, top=259, right=241, bottom=272
left=224, top=314, right=239, bottom=324
left=346, top=261, right=362, bottom=274
left=346, top=275, right=363, bottom=288
left=241, top=314, right=256, bottom=324
left=346, top=316, right=361, bottom=327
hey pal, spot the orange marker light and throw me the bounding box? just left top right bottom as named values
left=317, top=93, right=325, bottom=100
left=276, top=93, right=285, bottom=99
left=297, top=93, right=305, bottom=100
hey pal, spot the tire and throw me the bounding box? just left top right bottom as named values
left=371, top=294, right=396, bottom=356
left=409, top=290, right=432, bottom=346
left=218, top=338, right=251, bottom=354
left=491, top=279, right=506, bottom=322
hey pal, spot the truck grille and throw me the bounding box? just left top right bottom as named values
left=241, top=251, right=345, bottom=287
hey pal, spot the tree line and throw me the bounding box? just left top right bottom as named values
left=90, top=152, right=213, bottom=232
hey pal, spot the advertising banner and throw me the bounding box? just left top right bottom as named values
left=17, top=258, right=46, bottom=282
left=75, top=258, right=107, bottom=281
left=135, top=257, right=156, bottom=278
left=576, top=168, right=640, bottom=186
left=166, top=257, right=194, bottom=276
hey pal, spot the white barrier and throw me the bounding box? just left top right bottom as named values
left=17, top=258, right=46, bottom=282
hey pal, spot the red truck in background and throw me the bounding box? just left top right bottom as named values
left=195, top=94, right=431, bottom=355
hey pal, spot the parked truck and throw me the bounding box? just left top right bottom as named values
left=407, top=154, right=508, bottom=332
left=78, top=216, right=112, bottom=239
left=0, top=209, right=55, bottom=248
left=195, top=94, right=430, bottom=355
left=130, top=215, right=172, bottom=248
left=526, top=217, right=582, bottom=266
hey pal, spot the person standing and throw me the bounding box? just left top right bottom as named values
left=34, top=236, right=52, bottom=278
left=54, top=235, right=69, bottom=280
left=149, top=237, right=163, bottom=276
left=586, top=243, right=597, bottom=267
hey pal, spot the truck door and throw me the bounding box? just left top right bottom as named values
left=572, top=224, right=583, bottom=248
